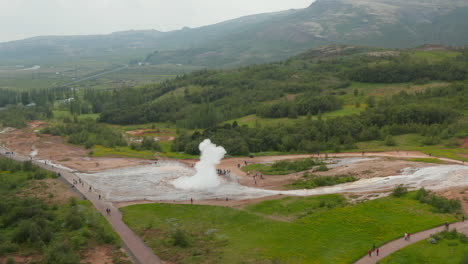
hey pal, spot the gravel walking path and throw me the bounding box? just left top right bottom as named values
left=354, top=221, right=468, bottom=264
left=0, top=148, right=163, bottom=264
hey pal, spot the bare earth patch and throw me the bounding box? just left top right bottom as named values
left=0, top=124, right=148, bottom=173
left=22, top=178, right=80, bottom=205
left=81, top=245, right=115, bottom=264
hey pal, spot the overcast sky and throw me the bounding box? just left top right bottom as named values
left=0, top=0, right=314, bottom=42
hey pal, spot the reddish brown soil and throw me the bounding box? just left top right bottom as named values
left=0, top=124, right=147, bottom=173
left=461, top=138, right=468, bottom=148
left=21, top=178, right=80, bottom=204
left=81, top=245, right=115, bottom=264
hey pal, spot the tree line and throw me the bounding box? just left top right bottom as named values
left=171, top=83, right=467, bottom=156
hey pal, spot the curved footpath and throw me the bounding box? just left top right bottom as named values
left=0, top=148, right=163, bottom=264
left=354, top=221, right=468, bottom=264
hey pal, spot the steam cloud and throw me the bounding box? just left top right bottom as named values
left=172, top=139, right=226, bottom=190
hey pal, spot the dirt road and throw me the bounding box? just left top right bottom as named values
left=0, top=147, right=163, bottom=264
left=354, top=221, right=468, bottom=264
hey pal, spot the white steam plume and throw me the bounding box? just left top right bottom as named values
left=172, top=139, right=226, bottom=190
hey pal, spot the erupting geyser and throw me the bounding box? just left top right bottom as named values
left=172, top=139, right=227, bottom=190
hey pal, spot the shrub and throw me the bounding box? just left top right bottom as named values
left=392, top=184, right=408, bottom=197
left=0, top=242, right=19, bottom=256
left=43, top=242, right=80, bottom=264
left=461, top=251, right=468, bottom=264
left=172, top=229, right=190, bottom=248
left=415, top=188, right=462, bottom=214
left=12, top=219, right=53, bottom=246
left=6, top=257, right=15, bottom=264
left=316, top=164, right=329, bottom=172
left=65, top=208, right=84, bottom=230
left=384, top=135, right=397, bottom=146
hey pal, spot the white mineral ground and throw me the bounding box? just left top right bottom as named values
left=77, top=158, right=468, bottom=202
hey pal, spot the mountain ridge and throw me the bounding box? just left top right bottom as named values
left=1, top=0, right=467, bottom=67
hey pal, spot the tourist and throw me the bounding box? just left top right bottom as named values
left=89, top=186, right=92, bottom=192
left=237, top=164, right=240, bottom=168
left=408, top=233, right=411, bottom=240
left=376, top=248, right=380, bottom=256
left=445, top=221, right=450, bottom=230
left=368, top=250, right=372, bottom=257
left=98, top=194, right=101, bottom=200
left=404, top=233, right=408, bottom=240
left=190, top=198, right=193, bottom=204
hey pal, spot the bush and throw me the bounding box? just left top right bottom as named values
left=384, top=135, right=397, bottom=146
left=461, top=251, right=468, bottom=264
left=0, top=242, right=19, bottom=256
left=43, top=242, right=80, bottom=264
left=172, top=229, right=190, bottom=248
left=12, top=219, right=53, bottom=246
left=291, top=174, right=357, bottom=189
left=65, top=208, right=84, bottom=230
left=316, top=164, right=329, bottom=172
left=392, top=184, right=408, bottom=197
left=415, top=188, right=462, bottom=214
left=6, top=257, right=15, bottom=264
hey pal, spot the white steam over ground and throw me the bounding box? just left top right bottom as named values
left=172, top=139, right=226, bottom=189
left=75, top=138, right=468, bottom=202
left=75, top=157, right=468, bottom=202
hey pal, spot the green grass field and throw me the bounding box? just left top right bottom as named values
left=379, top=231, right=468, bottom=264
left=52, top=110, right=100, bottom=121
left=121, top=194, right=456, bottom=264
left=353, top=134, right=468, bottom=162
left=91, top=145, right=157, bottom=159
left=223, top=105, right=364, bottom=128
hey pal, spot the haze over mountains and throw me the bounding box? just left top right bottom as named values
left=1, top=0, right=467, bottom=67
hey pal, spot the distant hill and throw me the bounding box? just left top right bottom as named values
left=145, top=0, right=468, bottom=67
left=0, top=30, right=165, bottom=66
left=1, top=0, right=467, bottom=67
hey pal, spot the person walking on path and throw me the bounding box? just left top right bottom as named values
left=404, top=233, right=408, bottom=241
left=445, top=221, right=450, bottom=230
left=376, top=248, right=379, bottom=256
left=407, top=233, right=411, bottom=240
left=190, top=198, right=193, bottom=205
left=368, top=250, right=372, bottom=257
left=98, top=194, right=101, bottom=200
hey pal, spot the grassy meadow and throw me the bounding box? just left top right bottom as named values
left=121, top=194, right=456, bottom=264
left=379, top=230, right=468, bottom=264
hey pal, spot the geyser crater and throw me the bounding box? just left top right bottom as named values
left=172, top=139, right=226, bottom=190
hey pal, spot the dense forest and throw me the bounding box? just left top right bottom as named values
left=2, top=46, right=467, bottom=131
left=172, top=83, right=467, bottom=155
left=97, top=46, right=468, bottom=128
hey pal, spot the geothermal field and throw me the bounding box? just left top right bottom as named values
left=75, top=139, right=468, bottom=202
